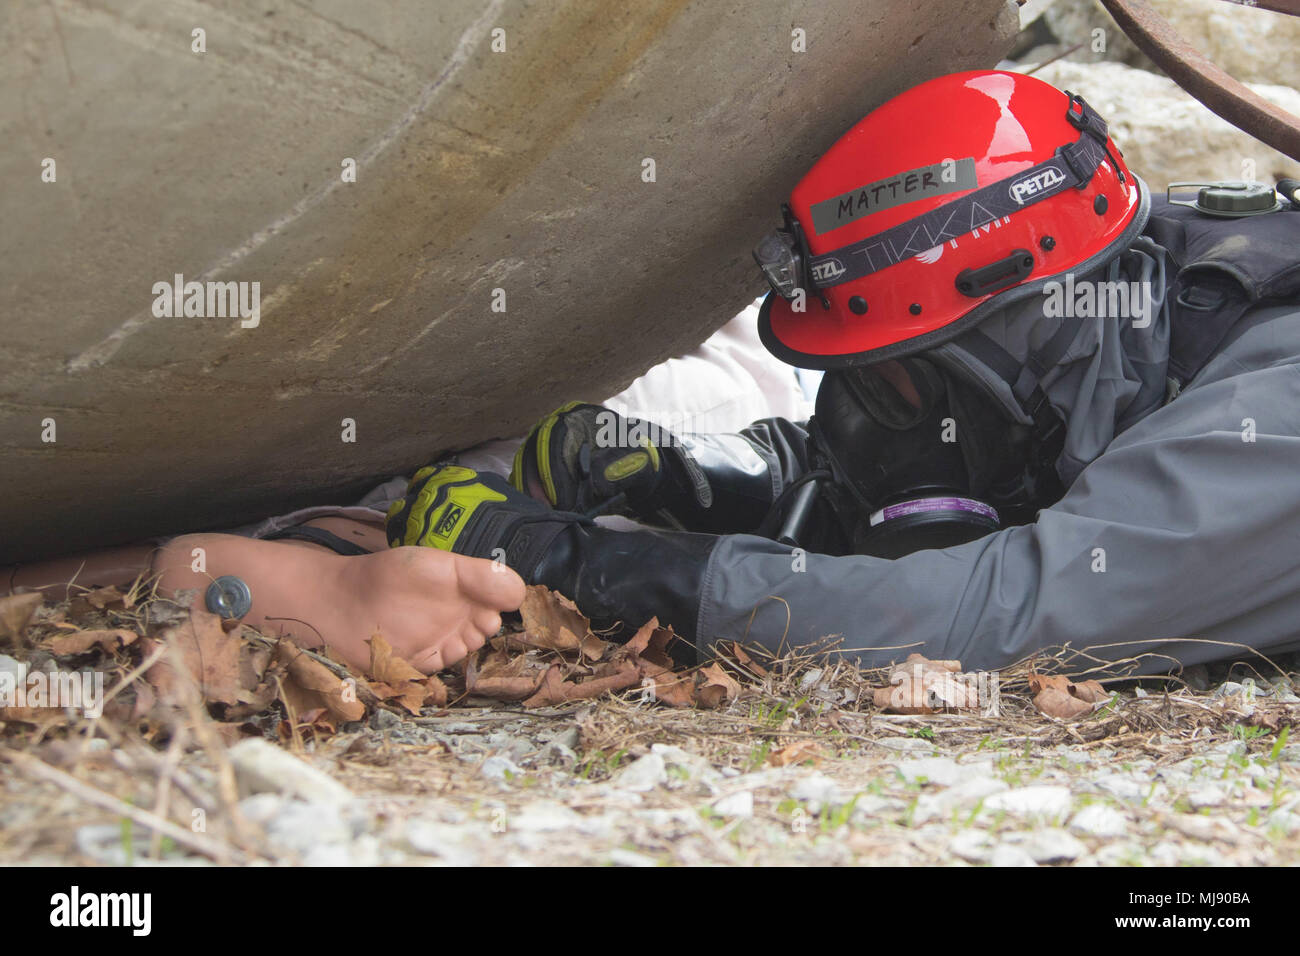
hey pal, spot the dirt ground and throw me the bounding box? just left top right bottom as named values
left=2, top=586, right=1297, bottom=868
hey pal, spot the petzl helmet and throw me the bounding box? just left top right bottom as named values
left=755, top=70, right=1144, bottom=370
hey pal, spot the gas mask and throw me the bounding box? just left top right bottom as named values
left=807, top=356, right=1063, bottom=559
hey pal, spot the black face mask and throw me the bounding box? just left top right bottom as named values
left=808, top=357, right=1061, bottom=559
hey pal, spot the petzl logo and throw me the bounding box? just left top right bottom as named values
left=811, top=258, right=845, bottom=283
left=1009, top=166, right=1065, bottom=205
left=434, top=505, right=464, bottom=538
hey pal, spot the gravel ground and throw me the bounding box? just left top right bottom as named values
left=2, top=586, right=1297, bottom=867
left=5, top=688, right=1298, bottom=867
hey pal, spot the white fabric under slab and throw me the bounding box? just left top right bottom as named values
left=459, top=300, right=811, bottom=477
left=242, top=302, right=808, bottom=537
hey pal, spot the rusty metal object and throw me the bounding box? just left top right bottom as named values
left=1216, top=0, right=1300, bottom=17
left=1100, top=0, right=1300, bottom=163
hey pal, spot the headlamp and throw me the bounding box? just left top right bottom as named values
left=752, top=230, right=801, bottom=300
left=752, top=203, right=826, bottom=305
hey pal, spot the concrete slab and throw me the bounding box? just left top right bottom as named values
left=0, top=0, right=1017, bottom=561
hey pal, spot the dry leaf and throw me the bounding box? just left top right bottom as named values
left=0, top=592, right=43, bottom=641
left=520, top=586, right=591, bottom=650
left=731, top=642, right=768, bottom=677
left=874, top=654, right=980, bottom=714
left=367, top=632, right=426, bottom=683
left=85, top=586, right=129, bottom=610
left=696, top=663, right=741, bottom=709
left=362, top=633, right=448, bottom=715
left=464, top=648, right=547, bottom=701
left=636, top=660, right=696, bottom=707
left=1247, top=706, right=1296, bottom=731
left=46, top=628, right=137, bottom=656
left=274, top=643, right=366, bottom=724
left=522, top=661, right=640, bottom=708
left=619, top=618, right=677, bottom=670
left=1028, top=672, right=1109, bottom=718
left=147, top=609, right=242, bottom=706
left=1034, top=687, right=1094, bottom=719
left=769, top=740, right=826, bottom=767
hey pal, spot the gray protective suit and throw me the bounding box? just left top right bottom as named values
left=691, top=189, right=1300, bottom=675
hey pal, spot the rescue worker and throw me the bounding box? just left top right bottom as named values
left=390, top=70, right=1300, bottom=675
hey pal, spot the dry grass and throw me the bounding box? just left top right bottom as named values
left=1, top=583, right=1297, bottom=865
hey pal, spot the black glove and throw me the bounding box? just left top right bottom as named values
left=386, top=463, right=582, bottom=584
left=509, top=402, right=711, bottom=521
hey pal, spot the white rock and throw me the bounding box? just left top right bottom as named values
left=948, top=829, right=994, bottom=864
left=229, top=738, right=352, bottom=806
left=1149, top=841, right=1189, bottom=866
left=1024, top=60, right=1300, bottom=189
left=1069, top=804, right=1129, bottom=838
left=404, top=820, right=479, bottom=865
left=1016, top=828, right=1087, bottom=863
left=612, top=752, right=667, bottom=792
left=788, top=772, right=849, bottom=812
left=479, top=754, right=523, bottom=781
left=511, top=802, right=583, bottom=833
left=1093, top=773, right=1145, bottom=803
left=712, top=790, right=754, bottom=819
left=302, top=843, right=357, bottom=867
left=75, top=823, right=151, bottom=866
left=1267, top=811, right=1300, bottom=834
left=651, top=744, right=722, bottom=785
left=266, top=800, right=351, bottom=855
left=894, top=757, right=988, bottom=787
left=850, top=795, right=907, bottom=823
left=608, top=848, right=657, bottom=867
left=990, top=844, right=1039, bottom=867
left=983, top=785, right=1073, bottom=820
left=237, top=792, right=285, bottom=825
left=1167, top=813, right=1244, bottom=844
left=1187, top=784, right=1228, bottom=808
left=912, top=778, right=1009, bottom=825
left=635, top=808, right=703, bottom=831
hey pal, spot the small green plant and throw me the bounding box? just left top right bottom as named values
left=1269, top=725, right=1290, bottom=763
left=1093, top=693, right=1121, bottom=719
left=900, top=795, right=919, bottom=828
left=697, top=806, right=727, bottom=829
left=576, top=747, right=628, bottom=780
left=119, top=816, right=134, bottom=866
left=907, top=726, right=936, bottom=740
left=821, top=793, right=862, bottom=832
left=1232, top=724, right=1270, bottom=743
left=744, top=740, right=773, bottom=772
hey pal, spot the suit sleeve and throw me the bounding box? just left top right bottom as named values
left=697, top=320, right=1300, bottom=674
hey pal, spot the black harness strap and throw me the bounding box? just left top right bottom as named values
left=261, top=525, right=375, bottom=556
left=953, top=328, right=1070, bottom=437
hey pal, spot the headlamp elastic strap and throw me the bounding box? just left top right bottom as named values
left=805, top=93, right=1114, bottom=291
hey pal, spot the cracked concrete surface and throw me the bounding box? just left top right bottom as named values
left=0, top=0, right=1019, bottom=561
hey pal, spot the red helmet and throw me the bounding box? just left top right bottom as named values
left=755, top=70, right=1142, bottom=368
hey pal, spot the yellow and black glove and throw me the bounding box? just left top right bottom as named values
left=510, top=402, right=711, bottom=520
left=386, top=464, right=581, bottom=582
